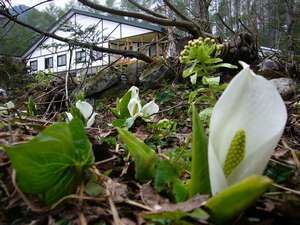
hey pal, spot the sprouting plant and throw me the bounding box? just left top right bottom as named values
left=148, top=119, right=177, bottom=139
left=188, top=76, right=227, bottom=124
left=180, top=37, right=237, bottom=84
left=111, top=86, right=159, bottom=128
left=66, top=100, right=97, bottom=128
left=5, top=119, right=95, bottom=204
left=26, top=96, right=37, bottom=116
left=35, top=71, right=53, bottom=86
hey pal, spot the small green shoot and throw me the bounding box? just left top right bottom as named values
left=188, top=105, right=211, bottom=196
left=26, top=96, right=37, bottom=116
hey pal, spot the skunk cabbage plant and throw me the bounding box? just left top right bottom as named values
left=112, top=86, right=159, bottom=128
left=208, top=62, right=287, bottom=195
left=66, top=100, right=97, bottom=128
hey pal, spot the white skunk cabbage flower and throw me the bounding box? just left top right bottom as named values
left=66, top=100, right=97, bottom=128
left=208, top=61, right=287, bottom=195
left=126, top=90, right=159, bottom=128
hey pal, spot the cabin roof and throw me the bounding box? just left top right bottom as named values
left=22, top=8, right=162, bottom=59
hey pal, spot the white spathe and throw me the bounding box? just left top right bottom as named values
left=128, top=97, right=142, bottom=117
left=128, top=86, right=140, bottom=99
left=190, top=75, right=197, bottom=84
left=142, top=100, right=159, bottom=117
left=208, top=61, right=287, bottom=195
left=126, top=86, right=159, bottom=126
left=66, top=100, right=97, bottom=128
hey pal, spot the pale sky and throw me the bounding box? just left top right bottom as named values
left=11, top=0, right=71, bottom=10
left=11, top=0, right=107, bottom=10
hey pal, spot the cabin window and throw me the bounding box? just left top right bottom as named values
left=76, top=50, right=86, bottom=63
left=149, top=45, right=157, bottom=57
left=90, top=51, right=103, bottom=61
left=45, top=57, right=53, bottom=69
left=30, top=60, right=38, bottom=72
left=57, top=54, right=66, bottom=67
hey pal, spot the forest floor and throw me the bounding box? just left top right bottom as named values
left=0, top=75, right=300, bottom=225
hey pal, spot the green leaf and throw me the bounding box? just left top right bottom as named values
left=189, top=105, right=211, bottom=196
left=154, top=160, right=181, bottom=192
left=85, top=175, right=103, bottom=197
left=5, top=119, right=94, bottom=204
left=117, top=128, right=159, bottom=183
left=172, top=179, right=189, bottom=203
left=206, top=176, right=273, bottom=225
left=116, top=90, right=132, bottom=119
left=188, top=208, right=209, bottom=220
left=143, top=209, right=187, bottom=221
left=70, top=106, right=86, bottom=124
left=202, top=76, right=220, bottom=86
left=112, top=118, right=128, bottom=128
left=211, top=63, right=238, bottom=69
left=204, top=57, right=223, bottom=64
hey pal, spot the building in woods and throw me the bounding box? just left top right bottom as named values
left=22, top=9, right=165, bottom=75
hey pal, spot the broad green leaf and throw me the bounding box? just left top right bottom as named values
left=206, top=176, right=272, bottom=225
left=5, top=119, right=94, bottom=204
left=117, top=128, right=159, bottom=183
left=154, top=160, right=182, bottom=192
left=189, top=105, right=211, bottom=196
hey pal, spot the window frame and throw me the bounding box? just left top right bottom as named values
left=44, top=57, right=53, bottom=69
left=30, top=60, right=38, bottom=72
left=57, top=54, right=67, bottom=67
left=75, top=50, right=87, bottom=64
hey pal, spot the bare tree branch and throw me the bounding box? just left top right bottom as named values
left=217, top=13, right=234, bottom=34
left=162, top=0, right=191, bottom=22
left=0, top=8, right=154, bottom=63
left=18, top=0, right=53, bottom=16
left=77, top=0, right=213, bottom=37
left=128, top=0, right=167, bottom=19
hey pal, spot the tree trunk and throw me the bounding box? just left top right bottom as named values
left=194, top=0, right=211, bottom=33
